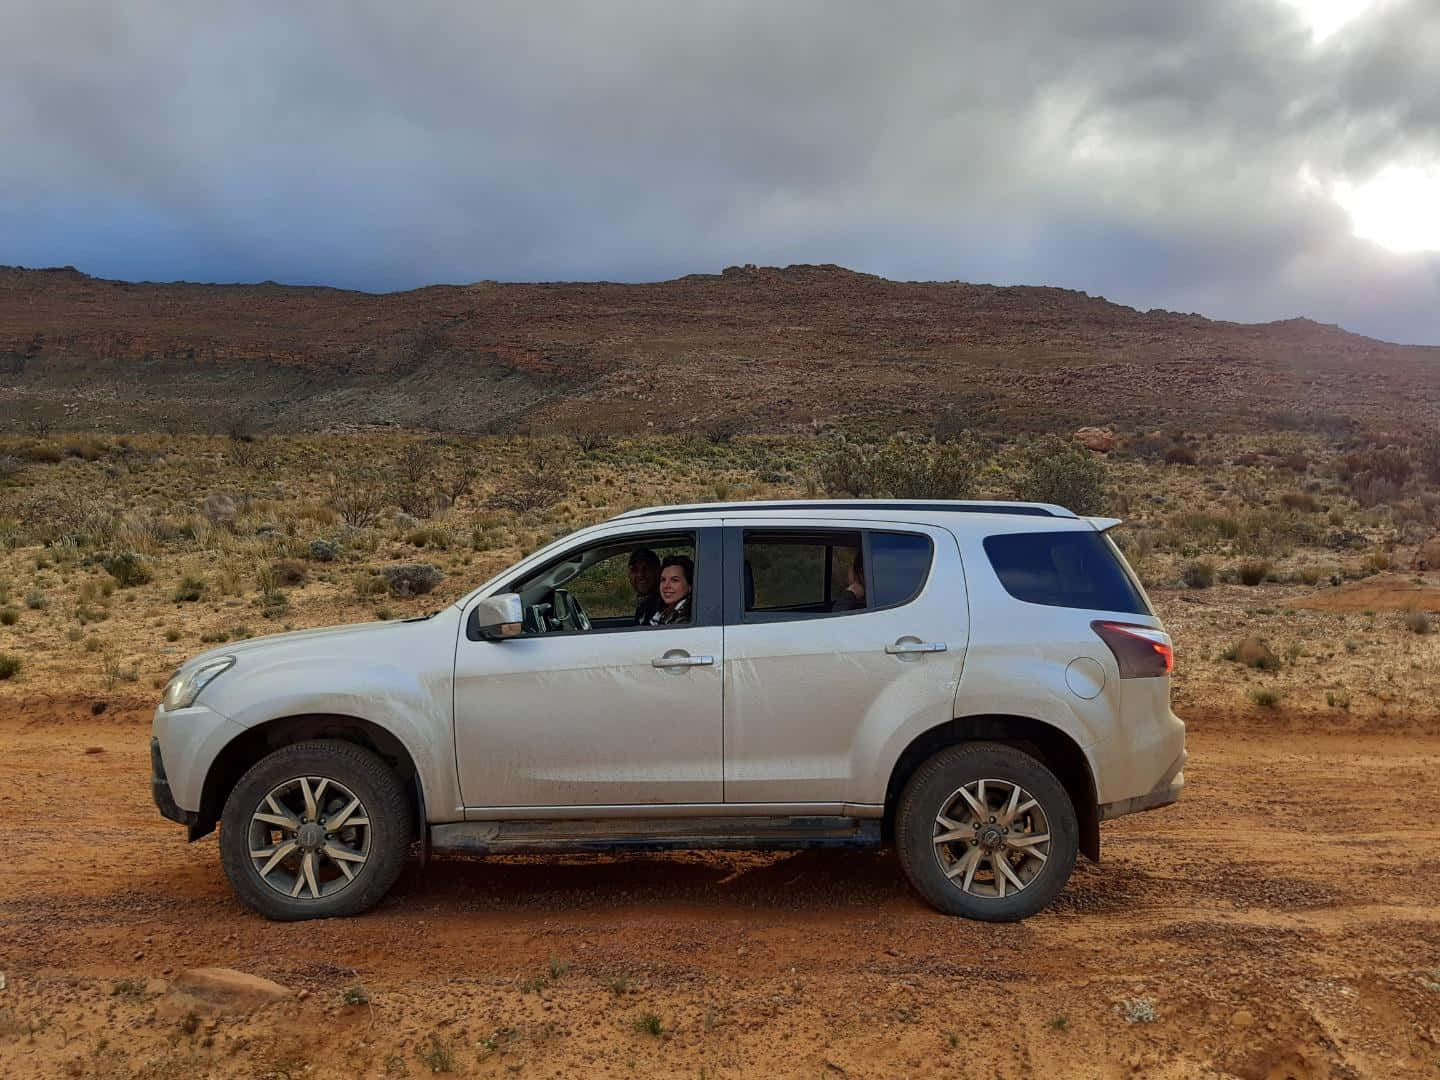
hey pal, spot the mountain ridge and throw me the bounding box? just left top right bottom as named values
left=1, top=263, right=1435, bottom=435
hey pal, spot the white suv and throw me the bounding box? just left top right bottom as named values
left=150, top=500, right=1185, bottom=922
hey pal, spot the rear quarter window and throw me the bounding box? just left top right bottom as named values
left=982, top=531, right=1151, bottom=615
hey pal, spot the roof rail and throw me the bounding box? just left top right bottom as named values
left=610, top=499, right=1073, bottom=521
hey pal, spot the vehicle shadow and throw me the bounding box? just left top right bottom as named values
left=388, top=847, right=916, bottom=913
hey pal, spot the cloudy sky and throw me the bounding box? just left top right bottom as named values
left=3, top=0, right=1438, bottom=343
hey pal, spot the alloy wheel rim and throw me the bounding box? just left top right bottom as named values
left=246, top=775, right=371, bottom=900
left=931, top=777, right=1051, bottom=899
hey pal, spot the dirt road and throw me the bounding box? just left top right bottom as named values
left=1, top=701, right=1438, bottom=1079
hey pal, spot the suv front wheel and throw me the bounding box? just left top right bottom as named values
left=219, top=740, right=414, bottom=921
left=896, top=742, right=1078, bottom=921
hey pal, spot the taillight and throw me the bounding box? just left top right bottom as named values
left=1091, top=621, right=1173, bottom=679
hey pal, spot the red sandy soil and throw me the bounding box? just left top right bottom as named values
left=1, top=699, right=1438, bottom=1078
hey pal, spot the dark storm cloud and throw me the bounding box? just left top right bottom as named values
left=1, top=0, right=1437, bottom=342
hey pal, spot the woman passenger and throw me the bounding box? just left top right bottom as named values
left=651, top=555, right=694, bottom=625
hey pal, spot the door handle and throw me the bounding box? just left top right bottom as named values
left=885, top=642, right=947, bottom=654
left=652, top=655, right=715, bottom=668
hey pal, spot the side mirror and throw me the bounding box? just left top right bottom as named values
left=473, top=593, right=524, bottom=640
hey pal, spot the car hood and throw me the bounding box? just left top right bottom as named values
left=174, top=612, right=449, bottom=676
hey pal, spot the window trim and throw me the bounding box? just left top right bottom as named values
left=465, top=526, right=722, bottom=641
left=725, top=526, right=935, bottom=626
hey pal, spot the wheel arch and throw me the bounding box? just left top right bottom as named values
left=192, top=713, right=425, bottom=842
left=882, top=714, right=1100, bottom=861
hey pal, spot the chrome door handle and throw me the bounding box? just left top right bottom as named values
left=652, top=655, right=715, bottom=668
left=885, top=642, right=947, bottom=654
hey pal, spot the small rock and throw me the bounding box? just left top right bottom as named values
left=164, top=967, right=292, bottom=1017
left=1073, top=426, right=1115, bottom=453
left=0, top=972, right=6, bottom=991
left=883, top=946, right=900, bottom=957
left=1230, top=1009, right=1255, bottom=1028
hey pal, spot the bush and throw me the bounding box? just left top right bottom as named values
left=1180, top=560, right=1215, bottom=589
left=383, top=563, right=443, bottom=597
left=173, top=576, right=206, bottom=603
left=1237, top=560, right=1270, bottom=586
left=103, top=553, right=153, bottom=588
left=1018, top=435, right=1106, bottom=515
left=1420, top=430, right=1440, bottom=485
left=1405, top=611, right=1432, bottom=635
left=1279, top=492, right=1318, bottom=513
left=354, top=573, right=388, bottom=599
left=330, top=470, right=388, bottom=528
left=308, top=538, right=340, bottom=562
left=407, top=525, right=452, bottom=550
left=0, top=607, right=17, bottom=626
left=268, top=559, right=309, bottom=587
left=818, top=434, right=987, bottom=500
left=1163, top=445, right=1197, bottom=466
left=0, top=653, right=20, bottom=679
left=1250, top=688, right=1282, bottom=709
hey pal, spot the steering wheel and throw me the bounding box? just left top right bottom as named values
left=551, top=589, right=592, bottom=632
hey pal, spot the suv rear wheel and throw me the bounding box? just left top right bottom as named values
left=896, top=742, right=1078, bottom=921
left=219, top=740, right=413, bottom=921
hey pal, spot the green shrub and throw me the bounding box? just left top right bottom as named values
left=1018, top=436, right=1106, bottom=515
left=1250, top=688, right=1282, bottom=709
left=24, top=588, right=45, bottom=610
left=0, top=607, right=17, bottom=626
left=818, top=434, right=987, bottom=500
left=0, top=653, right=21, bottom=679
left=1405, top=611, right=1432, bottom=635
left=103, top=553, right=153, bottom=588
left=1163, top=445, right=1196, bottom=466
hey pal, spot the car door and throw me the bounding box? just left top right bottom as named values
left=721, top=520, right=967, bottom=805
left=453, top=525, right=724, bottom=809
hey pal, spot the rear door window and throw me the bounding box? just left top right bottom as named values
left=982, top=530, right=1151, bottom=614
left=738, top=528, right=933, bottom=621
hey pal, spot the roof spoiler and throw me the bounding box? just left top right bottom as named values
left=1086, top=517, right=1124, bottom=533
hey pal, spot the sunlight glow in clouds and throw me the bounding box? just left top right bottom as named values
left=1279, top=0, right=1380, bottom=39
left=1331, top=165, right=1440, bottom=253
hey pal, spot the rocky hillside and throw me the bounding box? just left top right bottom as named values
left=1, top=263, right=1436, bottom=435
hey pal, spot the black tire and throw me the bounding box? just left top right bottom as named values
left=219, top=740, right=414, bottom=921
left=895, top=741, right=1078, bottom=921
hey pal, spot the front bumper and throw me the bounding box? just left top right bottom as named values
left=150, top=737, right=199, bottom=832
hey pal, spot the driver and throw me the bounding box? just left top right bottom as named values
left=628, top=548, right=662, bottom=625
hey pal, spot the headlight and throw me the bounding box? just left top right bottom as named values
left=162, top=656, right=235, bottom=711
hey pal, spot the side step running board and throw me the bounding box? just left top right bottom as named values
left=430, top=816, right=882, bottom=855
